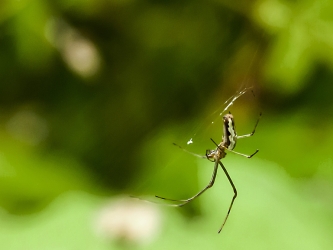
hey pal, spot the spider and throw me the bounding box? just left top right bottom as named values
left=156, top=111, right=261, bottom=233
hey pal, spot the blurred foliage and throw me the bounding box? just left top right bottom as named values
left=254, top=0, right=333, bottom=94
left=0, top=0, right=333, bottom=249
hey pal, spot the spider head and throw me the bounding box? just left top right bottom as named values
left=205, top=149, right=216, bottom=162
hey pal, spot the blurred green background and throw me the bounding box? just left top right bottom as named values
left=1, top=0, right=333, bottom=249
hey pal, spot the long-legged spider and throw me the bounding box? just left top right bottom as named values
left=156, top=111, right=261, bottom=233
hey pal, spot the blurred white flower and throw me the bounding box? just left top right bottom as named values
left=45, top=17, right=101, bottom=78
left=93, top=197, right=162, bottom=245
left=61, top=31, right=101, bottom=78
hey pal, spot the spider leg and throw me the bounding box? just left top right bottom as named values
left=173, top=143, right=206, bottom=159
left=155, top=160, right=219, bottom=206
left=218, top=161, right=237, bottom=233
left=210, top=138, right=258, bottom=159
left=225, top=148, right=259, bottom=158
left=237, top=112, right=262, bottom=139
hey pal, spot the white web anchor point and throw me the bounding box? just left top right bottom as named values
left=187, top=138, right=193, bottom=145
